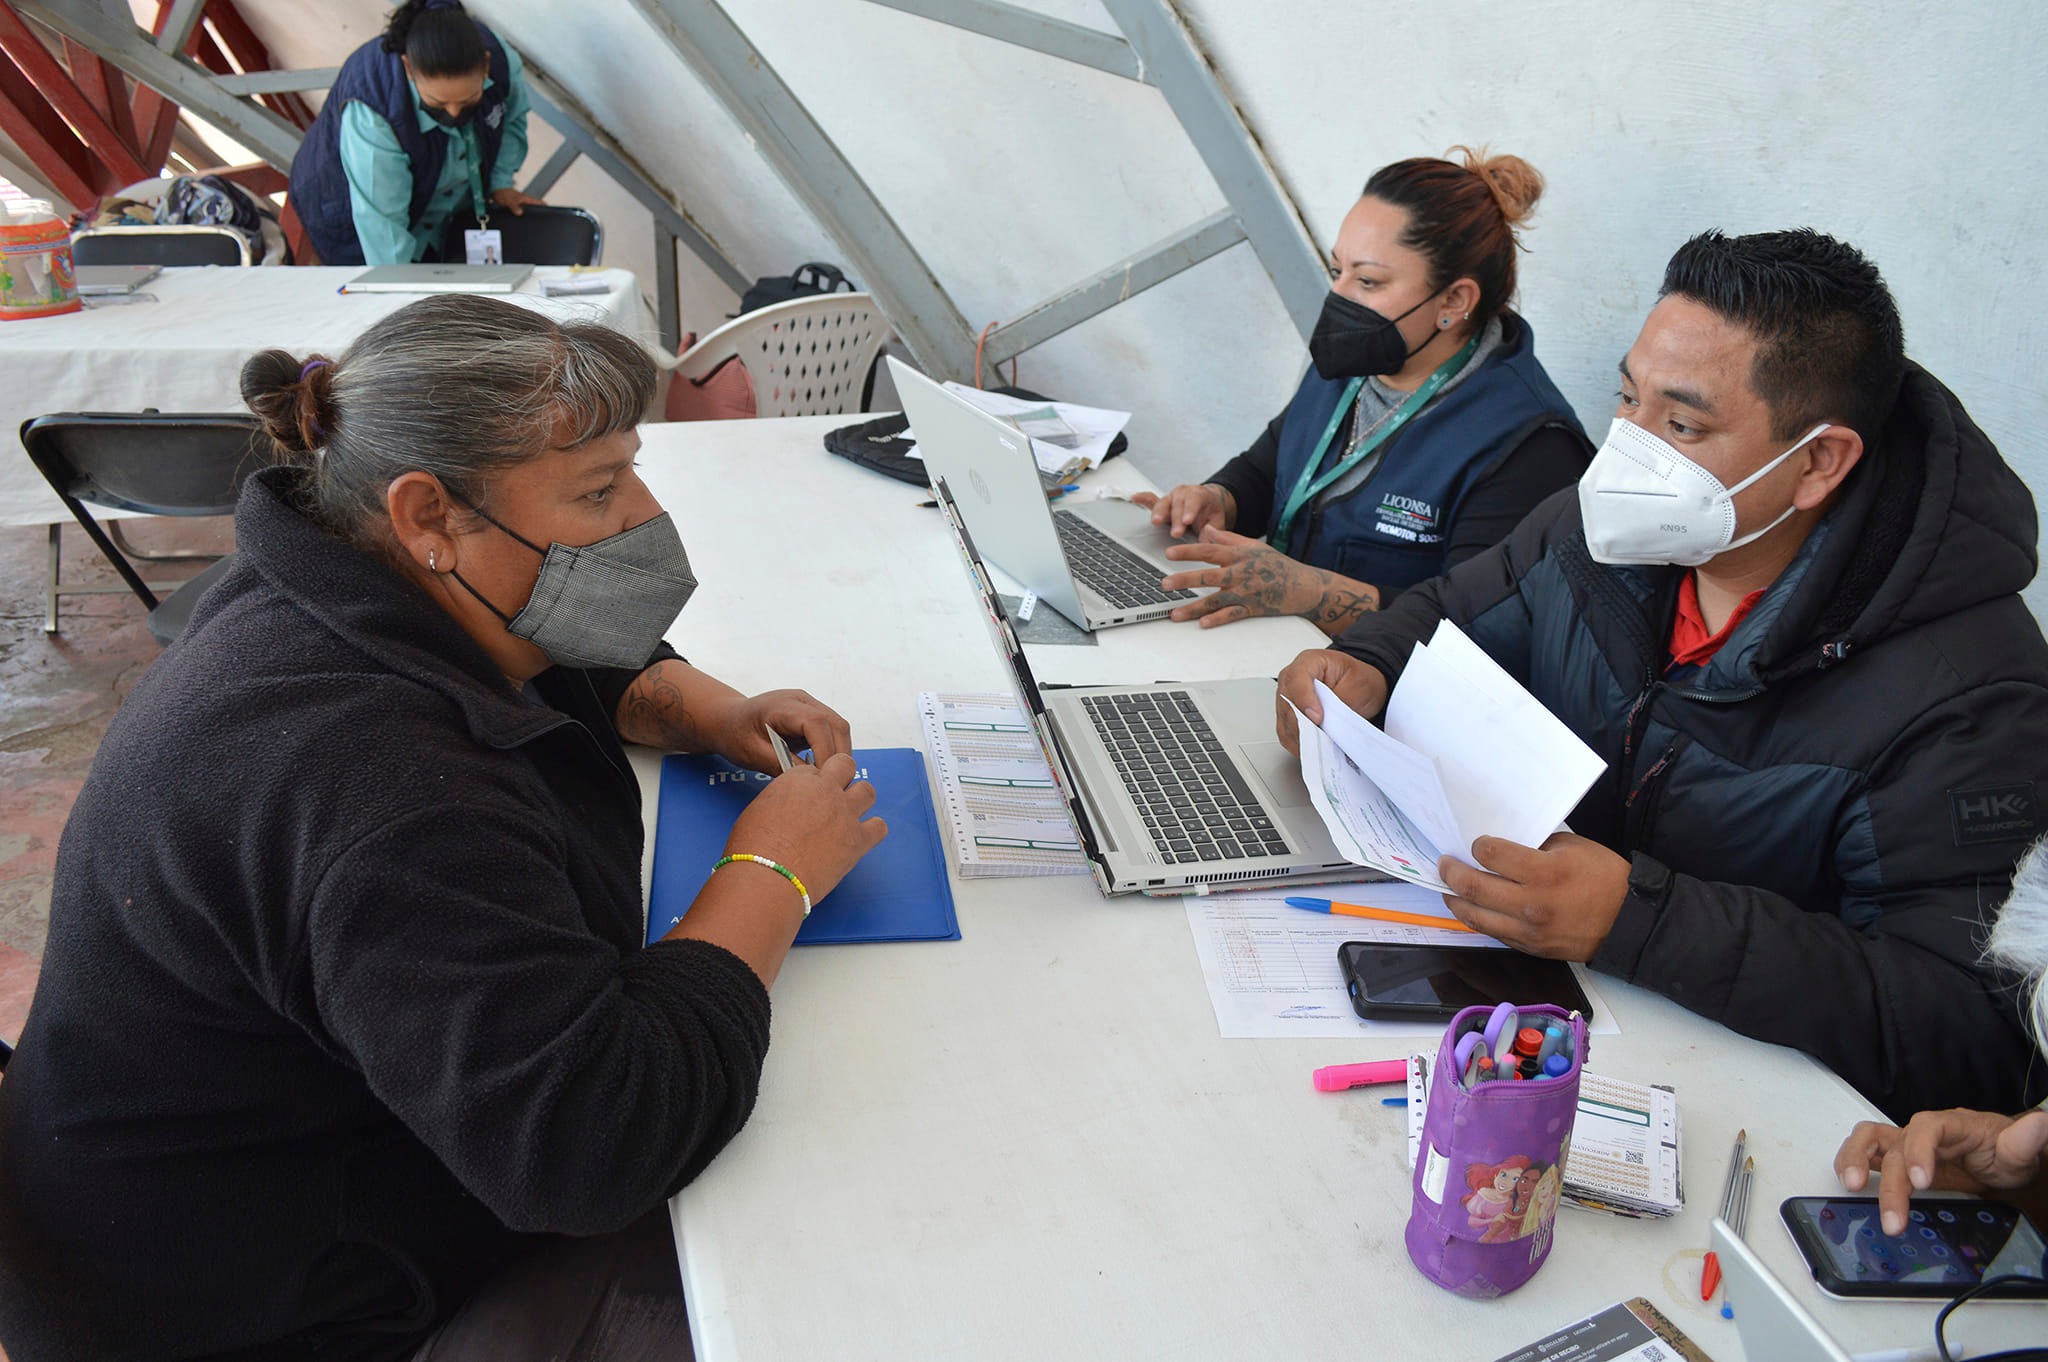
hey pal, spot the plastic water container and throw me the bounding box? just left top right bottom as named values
left=0, top=199, right=81, bottom=320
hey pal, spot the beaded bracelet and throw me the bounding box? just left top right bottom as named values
left=713, top=853, right=812, bottom=917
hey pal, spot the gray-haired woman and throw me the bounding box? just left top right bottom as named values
left=0, top=295, right=884, bottom=1361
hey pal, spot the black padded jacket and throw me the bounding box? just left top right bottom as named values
left=1333, top=364, right=2048, bottom=1121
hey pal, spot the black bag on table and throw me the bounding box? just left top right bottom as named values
left=739, top=262, right=855, bottom=314
left=824, top=386, right=1127, bottom=489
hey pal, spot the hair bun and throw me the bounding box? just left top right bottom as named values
left=1450, top=145, right=1544, bottom=229
left=238, top=348, right=336, bottom=460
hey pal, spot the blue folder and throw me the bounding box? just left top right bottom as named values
left=646, top=747, right=960, bottom=947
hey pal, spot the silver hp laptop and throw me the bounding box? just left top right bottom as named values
left=892, top=358, right=1204, bottom=631
left=936, top=478, right=1353, bottom=895
left=343, top=263, right=532, bottom=294
left=1712, top=1218, right=1855, bottom=1362
left=74, top=264, right=161, bottom=296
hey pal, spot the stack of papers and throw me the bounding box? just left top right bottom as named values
left=917, top=691, right=1088, bottom=878
left=1291, top=620, right=1606, bottom=891
left=1408, top=1065, right=1684, bottom=1219
left=934, top=384, right=1130, bottom=479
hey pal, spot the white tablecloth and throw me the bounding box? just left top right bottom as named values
left=641, top=418, right=2048, bottom=1362
left=0, top=265, right=655, bottom=527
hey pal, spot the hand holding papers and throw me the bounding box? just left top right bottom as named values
left=1290, top=620, right=1606, bottom=892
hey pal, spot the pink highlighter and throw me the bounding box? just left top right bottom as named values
left=1312, top=1059, right=1410, bottom=1092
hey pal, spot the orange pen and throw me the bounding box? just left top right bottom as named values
left=1284, top=896, right=1478, bottom=934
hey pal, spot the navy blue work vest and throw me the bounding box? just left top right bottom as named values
left=288, top=29, right=511, bottom=266
left=1270, top=313, right=1585, bottom=593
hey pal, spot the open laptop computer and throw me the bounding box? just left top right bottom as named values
left=343, top=263, right=533, bottom=294
left=892, top=357, right=1203, bottom=631
left=1711, top=1217, right=1856, bottom=1362
left=935, top=476, right=1354, bottom=895
left=74, top=264, right=162, bottom=296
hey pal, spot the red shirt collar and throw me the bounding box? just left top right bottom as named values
left=1669, top=572, right=1766, bottom=669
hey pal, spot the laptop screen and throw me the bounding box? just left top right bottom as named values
left=933, top=478, right=1102, bottom=870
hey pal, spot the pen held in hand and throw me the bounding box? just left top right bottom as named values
left=1284, top=895, right=1477, bottom=934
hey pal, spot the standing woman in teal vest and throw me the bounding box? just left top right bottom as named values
left=1136, top=149, right=1589, bottom=634
left=287, top=0, right=543, bottom=266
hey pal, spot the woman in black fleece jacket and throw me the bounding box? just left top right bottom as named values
left=0, top=296, right=886, bottom=1361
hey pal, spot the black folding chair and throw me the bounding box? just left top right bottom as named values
left=70, top=226, right=250, bottom=267
left=440, top=205, right=603, bottom=266
left=22, top=412, right=265, bottom=645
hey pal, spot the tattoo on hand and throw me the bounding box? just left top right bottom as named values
left=1310, top=581, right=1379, bottom=634
left=1209, top=544, right=1378, bottom=633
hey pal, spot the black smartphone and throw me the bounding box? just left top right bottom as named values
left=1335, top=942, right=1594, bottom=1021
left=1780, top=1195, right=2048, bottom=1300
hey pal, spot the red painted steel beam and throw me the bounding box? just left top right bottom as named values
left=0, top=65, right=95, bottom=207
left=198, top=0, right=312, bottom=131
left=0, top=2, right=148, bottom=187
left=212, top=160, right=282, bottom=194
left=133, top=0, right=205, bottom=173
left=62, top=37, right=140, bottom=156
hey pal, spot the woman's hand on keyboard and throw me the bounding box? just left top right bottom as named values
left=1133, top=483, right=1234, bottom=538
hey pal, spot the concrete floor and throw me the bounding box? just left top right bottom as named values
left=0, top=514, right=233, bottom=1047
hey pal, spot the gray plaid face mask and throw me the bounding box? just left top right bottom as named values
left=452, top=506, right=698, bottom=669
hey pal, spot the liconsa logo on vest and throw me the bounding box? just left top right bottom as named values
left=1374, top=493, right=1442, bottom=545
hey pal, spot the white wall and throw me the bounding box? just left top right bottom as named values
left=1184, top=0, right=2048, bottom=613
left=149, top=0, right=2048, bottom=609
left=459, top=0, right=2048, bottom=607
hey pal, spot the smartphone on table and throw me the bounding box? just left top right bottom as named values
left=1335, top=942, right=1594, bottom=1021
left=1779, top=1195, right=2048, bottom=1300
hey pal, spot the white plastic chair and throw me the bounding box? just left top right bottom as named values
left=673, top=292, right=889, bottom=418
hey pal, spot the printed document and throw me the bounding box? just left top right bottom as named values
left=917, top=691, right=1088, bottom=878
left=1182, top=882, right=1620, bottom=1040
left=1291, top=620, right=1606, bottom=891
left=1182, top=883, right=1499, bottom=1038
left=937, top=383, right=1130, bottom=475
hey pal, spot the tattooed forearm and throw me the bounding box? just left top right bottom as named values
left=619, top=667, right=701, bottom=749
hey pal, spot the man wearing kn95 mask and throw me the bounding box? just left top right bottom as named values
left=1276, top=228, right=2048, bottom=1124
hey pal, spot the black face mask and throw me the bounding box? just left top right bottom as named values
left=425, top=102, right=477, bottom=129
left=1307, top=289, right=1441, bottom=381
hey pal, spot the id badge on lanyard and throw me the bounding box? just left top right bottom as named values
left=458, top=125, right=501, bottom=265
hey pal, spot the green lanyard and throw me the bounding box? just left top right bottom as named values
left=460, top=123, right=490, bottom=228
left=1268, top=335, right=1481, bottom=555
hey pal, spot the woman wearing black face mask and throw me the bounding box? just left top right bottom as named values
left=287, top=0, right=545, bottom=266
left=1134, top=148, right=1590, bottom=634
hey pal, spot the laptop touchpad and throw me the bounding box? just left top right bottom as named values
left=1238, top=742, right=1311, bottom=807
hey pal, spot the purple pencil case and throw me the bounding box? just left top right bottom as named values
left=1405, top=1002, right=1588, bottom=1298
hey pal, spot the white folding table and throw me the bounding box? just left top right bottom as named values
left=630, top=414, right=2045, bottom=1362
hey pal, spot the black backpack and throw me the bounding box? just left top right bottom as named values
left=738, top=261, right=855, bottom=315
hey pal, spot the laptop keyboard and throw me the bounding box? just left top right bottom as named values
left=1081, top=691, right=1291, bottom=864
left=1054, top=512, right=1194, bottom=609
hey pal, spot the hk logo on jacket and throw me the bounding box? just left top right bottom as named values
left=1948, top=782, right=2036, bottom=846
